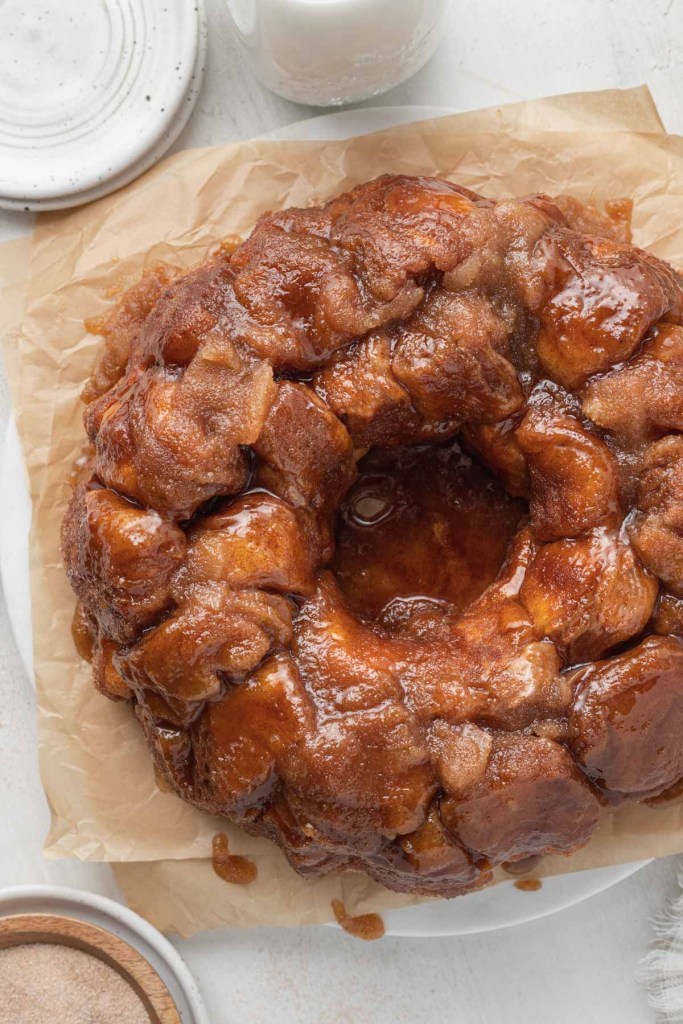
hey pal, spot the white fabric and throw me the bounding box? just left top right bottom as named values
left=639, top=871, right=683, bottom=1022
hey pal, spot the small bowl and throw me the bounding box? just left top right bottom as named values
left=0, top=886, right=208, bottom=1024
left=0, top=913, right=180, bottom=1023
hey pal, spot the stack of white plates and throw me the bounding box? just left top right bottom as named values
left=0, top=0, right=206, bottom=211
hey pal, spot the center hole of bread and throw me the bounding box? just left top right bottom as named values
left=332, top=439, right=526, bottom=623
left=347, top=485, right=396, bottom=527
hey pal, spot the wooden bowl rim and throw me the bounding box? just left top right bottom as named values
left=0, top=912, right=181, bottom=1024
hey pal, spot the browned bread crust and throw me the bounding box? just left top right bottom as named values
left=63, top=175, right=683, bottom=896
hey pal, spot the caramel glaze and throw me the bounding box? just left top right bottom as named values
left=71, top=601, right=95, bottom=663
left=61, top=175, right=683, bottom=900
left=514, top=879, right=543, bottom=892
left=502, top=855, right=544, bottom=876
left=211, top=832, right=258, bottom=886
left=331, top=900, right=385, bottom=941
left=154, top=766, right=173, bottom=793
left=333, top=441, right=525, bottom=621
left=647, top=776, right=683, bottom=807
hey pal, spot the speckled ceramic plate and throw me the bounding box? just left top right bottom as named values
left=0, top=0, right=206, bottom=211
left=0, top=105, right=650, bottom=935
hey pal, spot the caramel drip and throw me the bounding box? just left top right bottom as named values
left=68, top=445, right=96, bottom=488
left=212, top=833, right=258, bottom=885
left=647, top=776, right=683, bottom=807
left=331, top=900, right=385, bottom=941
left=154, top=766, right=173, bottom=793
left=218, top=235, right=244, bottom=256
left=514, top=878, right=543, bottom=892
left=71, top=603, right=95, bottom=663
left=502, top=855, right=544, bottom=876
left=84, top=314, right=107, bottom=335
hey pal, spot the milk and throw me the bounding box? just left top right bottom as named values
left=226, top=0, right=448, bottom=106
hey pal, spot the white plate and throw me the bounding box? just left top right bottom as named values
left=264, top=105, right=459, bottom=141
left=0, top=885, right=208, bottom=1024
left=0, top=0, right=207, bottom=211
left=1, top=417, right=32, bottom=679
left=0, top=104, right=649, bottom=936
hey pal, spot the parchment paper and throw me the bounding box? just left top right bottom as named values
left=2, top=87, right=683, bottom=932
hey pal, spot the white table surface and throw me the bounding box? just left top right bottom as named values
left=1, top=1, right=682, bottom=1021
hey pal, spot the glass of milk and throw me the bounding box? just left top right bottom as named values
left=226, top=0, right=448, bottom=107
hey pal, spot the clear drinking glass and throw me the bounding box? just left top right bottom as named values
left=226, top=0, right=448, bottom=107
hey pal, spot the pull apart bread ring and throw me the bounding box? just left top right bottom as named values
left=63, top=175, right=683, bottom=897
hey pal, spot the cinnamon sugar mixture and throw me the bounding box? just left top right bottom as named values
left=331, top=900, right=385, bottom=941
left=0, top=943, right=149, bottom=1024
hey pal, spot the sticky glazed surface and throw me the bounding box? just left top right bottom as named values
left=63, top=175, right=683, bottom=897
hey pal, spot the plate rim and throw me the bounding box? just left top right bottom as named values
left=262, top=104, right=460, bottom=142
left=377, top=857, right=650, bottom=936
